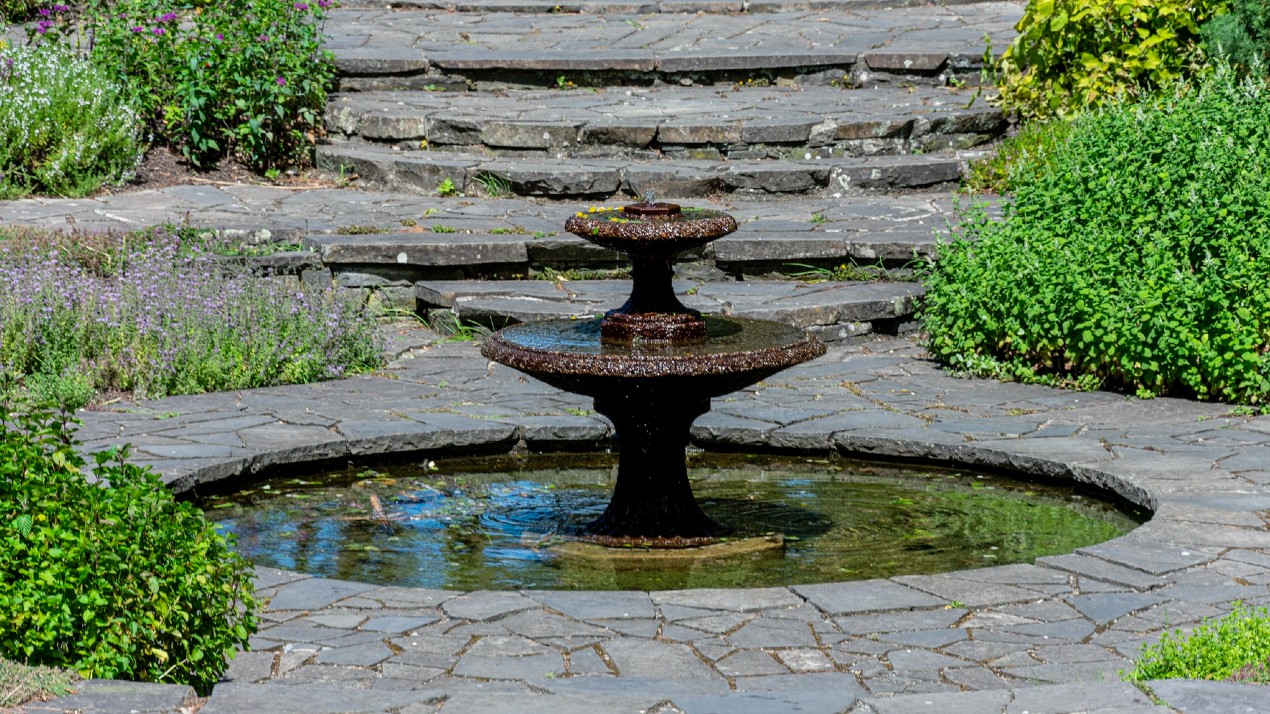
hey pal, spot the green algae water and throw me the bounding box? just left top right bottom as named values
left=202, top=454, right=1144, bottom=591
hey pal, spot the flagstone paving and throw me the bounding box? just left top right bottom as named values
left=31, top=330, right=1270, bottom=713
left=7, top=0, right=1270, bottom=711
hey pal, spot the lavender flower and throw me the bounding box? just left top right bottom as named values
left=0, top=226, right=381, bottom=403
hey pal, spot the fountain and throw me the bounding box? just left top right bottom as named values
left=480, top=195, right=827, bottom=544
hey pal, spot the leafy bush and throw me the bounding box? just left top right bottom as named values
left=1126, top=602, right=1270, bottom=682
left=922, top=66, right=1270, bottom=405
left=996, top=0, right=1226, bottom=120
left=0, top=43, right=145, bottom=198
left=0, top=225, right=382, bottom=408
left=0, top=0, right=38, bottom=22
left=1201, top=0, right=1270, bottom=67
left=65, top=0, right=335, bottom=172
left=0, top=396, right=257, bottom=693
left=964, top=118, right=1073, bottom=194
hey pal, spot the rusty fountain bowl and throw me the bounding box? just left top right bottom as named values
left=480, top=197, right=826, bottom=543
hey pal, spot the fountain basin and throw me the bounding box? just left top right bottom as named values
left=480, top=316, right=825, bottom=397
left=203, top=453, right=1143, bottom=592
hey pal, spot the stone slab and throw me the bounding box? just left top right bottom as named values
left=1147, top=679, right=1270, bottom=714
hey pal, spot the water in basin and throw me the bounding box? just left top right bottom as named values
left=202, top=453, right=1143, bottom=591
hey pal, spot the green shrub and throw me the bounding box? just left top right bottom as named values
left=964, top=119, right=1073, bottom=194
left=922, top=66, right=1270, bottom=405
left=1125, top=602, right=1270, bottom=682
left=0, top=0, right=38, bottom=22
left=996, top=0, right=1226, bottom=120
left=0, top=395, right=257, bottom=693
left=76, top=0, right=334, bottom=172
left=1201, top=0, right=1270, bottom=67
left=0, top=43, right=145, bottom=199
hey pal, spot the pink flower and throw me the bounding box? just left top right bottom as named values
left=276, top=76, right=286, bottom=86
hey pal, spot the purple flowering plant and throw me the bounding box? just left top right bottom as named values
left=67, top=0, right=336, bottom=172
left=0, top=225, right=381, bottom=408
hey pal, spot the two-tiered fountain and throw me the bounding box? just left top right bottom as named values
left=481, top=195, right=826, bottom=546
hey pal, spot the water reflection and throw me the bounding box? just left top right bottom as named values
left=202, top=454, right=1145, bottom=591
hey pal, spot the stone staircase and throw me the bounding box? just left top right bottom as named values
left=301, top=1, right=1022, bottom=338
left=319, top=85, right=1002, bottom=199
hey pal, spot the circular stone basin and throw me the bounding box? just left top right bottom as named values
left=202, top=453, right=1145, bottom=592
left=480, top=316, right=825, bottom=397
left=564, top=207, right=738, bottom=255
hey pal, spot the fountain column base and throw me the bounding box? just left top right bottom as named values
left=584, top=389, right=724, bottom=540
left=601, top=256, right=705, bottom=344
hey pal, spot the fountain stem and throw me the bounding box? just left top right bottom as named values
left=587, top=389, right=722, bottom=540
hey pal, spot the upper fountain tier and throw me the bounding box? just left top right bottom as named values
left=563, top=197, right=738, bottom=344
left=564, top=199, right=738, bottom=258
left=485, top=195, right=825, bottom=402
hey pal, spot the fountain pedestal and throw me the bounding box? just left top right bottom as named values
left=588, top=390, right=717, bottom=540
left=481, top=198, right=826, bottom=542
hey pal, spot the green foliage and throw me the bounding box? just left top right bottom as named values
left=922, top=66, right=1270, bottom=405
left=1126, top=602, right=1270, bottom=682
left=786, top=260, right=918, bottom=283
left=996, top=0, right=1225, bottom=119
left=336, top=224, right=389, bottom=235
left=436, top=177, right=459, bottom=197
left=1201, top=0, right=1270, bottom=67
left=0, top=0, right=37, bottom=22
left=0, top=44, right=145, bottom=199
left=427, top=310, right=492, bottom=343
left=71, top=0, right=335, bottom=171
left=0, top=396, right=257, bottom=694
left=964, top=119, right=1073, bottom=194
left=472, top=171, right=510, bottom=197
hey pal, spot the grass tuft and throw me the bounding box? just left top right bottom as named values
left=0, top=657, right=76, bottom=707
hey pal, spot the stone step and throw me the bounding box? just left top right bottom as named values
left=336, top=0, right=1004, bottom=14
left=325, top=85, right=1006, bottom=159
left=296, top=192, right=965, bottom=285
left=327, top=5, right=1022, bottom=90
left=416, top=278, right=924, bottom=341
left=316, top=141, right=974, bottom=199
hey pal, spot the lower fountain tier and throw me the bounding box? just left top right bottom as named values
left=479, top=316, right=826, bottom=399
left=481, top=316, right=826, bottom=540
